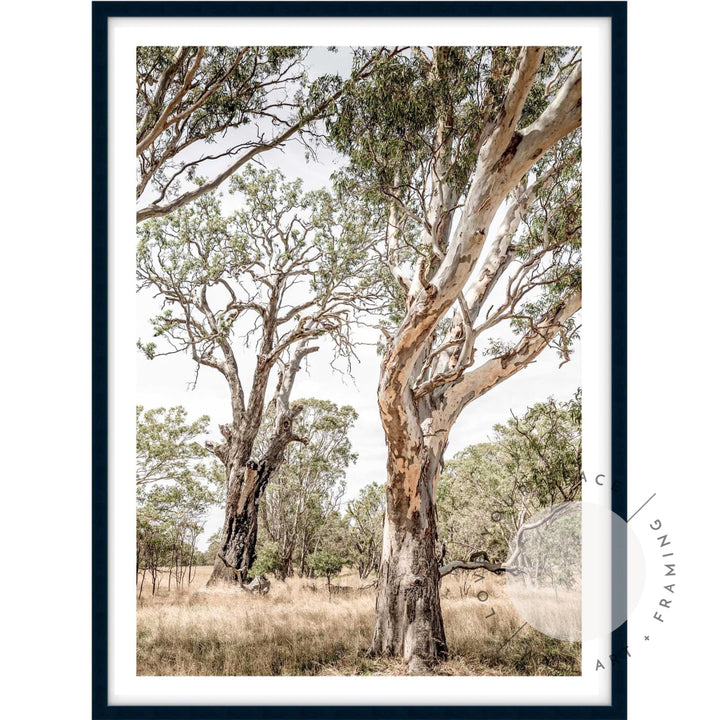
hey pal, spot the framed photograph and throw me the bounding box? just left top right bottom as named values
left=93, top=1, right=627, bottom=717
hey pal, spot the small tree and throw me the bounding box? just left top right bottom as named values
left=136, top=511, right=172, bottom=598
left=250, top=542, right=285, bottom=579
left=495, top=388, right=582, bottom=508
left=258, top=399, right=357, bottom=579
left=436, top=443, right=511, bottom=564
left=136, top=405, right=219, bottom=487
left=136, top=405, right=223, bottom=597
left=346, top=482, right=385, bottom=579
left=307, top=550, right=345, bottom=593
left=137, top=477, right=217, bottom=597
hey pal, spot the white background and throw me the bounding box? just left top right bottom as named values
left=1, top=0, right=717, bottom=717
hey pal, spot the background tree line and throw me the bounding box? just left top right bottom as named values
left=137, top=389, right=580, bottom=595
left=135, top=399, right=386, bottom=594
left=436, top=388, right=582, bottom=589
left=136, top=406, right=224, bottom=598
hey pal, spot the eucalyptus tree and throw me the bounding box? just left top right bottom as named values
left=495, top=388, right=583, bottom=510
left=136, top=405, right=217, bottom=486
left=436, top=442, right=510, bottom=565
left=329, top=46, right=582, bottom=670
left=137, top=167, right=381, bottom=583
left=346, top=481, right=386, bottom=579
left=306, top=549, right=346, bottom=592
left=137, top=475, right=217, bottom=596
left=136, top=405, right=222, bottom=596
left=136, top=45, right=393, bottom=223
left=258, top=399, right=358, bottom=579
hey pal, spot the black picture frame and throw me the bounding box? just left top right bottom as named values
left=92, top=2, right=627, bottom=717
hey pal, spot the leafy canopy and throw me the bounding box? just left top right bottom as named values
left=137, top=166, right=386, bottom=371
left=136, top=405, right=222, bottom=488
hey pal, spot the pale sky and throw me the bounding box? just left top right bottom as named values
left=136, top=48, right=581, bottom=545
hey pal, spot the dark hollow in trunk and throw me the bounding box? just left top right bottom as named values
left=207, top=407, right=305, bottom=585
left=209, top=461, right=266, bottom=584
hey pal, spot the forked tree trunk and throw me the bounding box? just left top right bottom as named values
left=208, top=406, right=305, bottom=585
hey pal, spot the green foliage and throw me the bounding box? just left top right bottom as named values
left=437, top=389, right=582, bottom=564
left=494, top=388, right=582, bottom=506
left=136, top=47, right=399, bottom=220
left=346, top=482, right=385, bottom=579
left=250, top=542, right=286, bottom=578
left=327, top=48, right=514, bottom=327
left=256, top=397, right=358, bottom=468
left=328, top=46, right=583, bottom=345
left=137, top=166, right=386, bottom=370
left=138, top=476, right=217, bottom=523
left=437, top=442, right=512, bottom=563
left=306, top=550, right=346, bottom=585
left=507, top=133, right=582, bottom=362
left=136, top=405, right=221, bottom=488
left=330, top=48, right=493, bottom=193
left=256, top=399, right=358, bottom=578
left=329, top=47, right=576, bottom=206
left=136, top=405, right=225, bottom=596
left=137, top=46, right=308, bottom=199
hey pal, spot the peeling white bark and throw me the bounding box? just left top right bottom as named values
left=374, top=48, right=583, bottom=670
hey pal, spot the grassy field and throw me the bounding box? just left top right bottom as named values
left=137, top=566, right=580, bottom=676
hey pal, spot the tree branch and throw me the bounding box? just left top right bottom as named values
left=137, top=48, right=393, bottom=223
left=380, top=54, right=582, bottom=414
left=439, top=560, right=509, bottom=577
left=445, top=288, right=581, bottom=423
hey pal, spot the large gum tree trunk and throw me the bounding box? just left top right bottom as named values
left=370, top=425, right=449, bottom=673
left=367, top=47, right=583, bottom=673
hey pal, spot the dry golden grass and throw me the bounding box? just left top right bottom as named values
left=504, top=584, right=582, bottom=642
left=137, top=567, right=580, bottom=676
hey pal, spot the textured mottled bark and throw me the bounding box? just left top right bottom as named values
left=371, top=48, right=583, bottom=669
left=209, top=461, right=265, bottom=584
left=371, top=447, right=448, bottom=672
left=208, top=405, right=305, bottom=584
left=371, top=360, right=451, bottom=670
